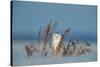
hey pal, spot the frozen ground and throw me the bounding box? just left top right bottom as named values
left=12, top=40, right=97, bottom=66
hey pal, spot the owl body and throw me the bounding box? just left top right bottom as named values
left=51, top=33, right=64, bottom=56
left=52, top=34, right=62, bottom=50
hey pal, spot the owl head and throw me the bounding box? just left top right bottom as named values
left=52, top=33, right=62, bottom=46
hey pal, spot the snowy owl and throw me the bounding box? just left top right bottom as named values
left=51, top=33, right=65, bottom=57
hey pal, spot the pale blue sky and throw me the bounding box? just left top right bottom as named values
left=12, top=1, right=97, bottom=41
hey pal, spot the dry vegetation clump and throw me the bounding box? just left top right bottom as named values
left=24, top=20, right=92, bottom=58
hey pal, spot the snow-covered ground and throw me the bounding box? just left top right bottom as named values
left=12, top=40, right=97, bottom=66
